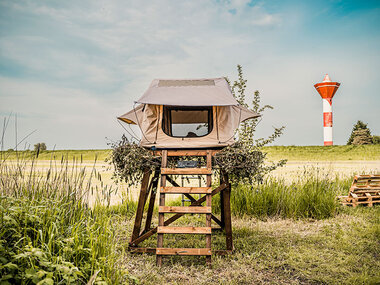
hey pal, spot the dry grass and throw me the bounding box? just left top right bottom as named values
left=113, top=206, right=380, bottom=285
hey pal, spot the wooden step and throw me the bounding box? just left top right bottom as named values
left=153, top=150, right=221, bottom=157
left=161, top=168, right=212, bottom=175
left=159, top=206, right=211, bottom=214
left=157, top=226, right=212, bottom=234
left=161, top=187, right=212, bottom=194
left=156, top=248, right=211, bottom=256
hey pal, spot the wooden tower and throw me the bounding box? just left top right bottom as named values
left=128, top=149, right=233, bottom=266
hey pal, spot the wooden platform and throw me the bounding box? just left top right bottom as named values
left=338, top=175, right=380, bottom=207
left=128, top=149, right=233, bottom=267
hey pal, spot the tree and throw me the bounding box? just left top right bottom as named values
left=372, top=135, right=380, bottom=144
left=34, top=143, right=47, bottom=152
left=352, top=129, right=373, bottom=145
left=347, top=120, right=372, bottom=145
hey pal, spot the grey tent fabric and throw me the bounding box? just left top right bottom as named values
left=136, top=78, right=239, bottom=106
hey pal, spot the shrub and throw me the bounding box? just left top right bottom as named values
left=34, top=142, right=47, bottom=153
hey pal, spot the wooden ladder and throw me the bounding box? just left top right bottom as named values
left=156, top=149, right=213, bottom=266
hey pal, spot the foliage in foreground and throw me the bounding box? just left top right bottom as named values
left=0, top=155, right=128, bottom=284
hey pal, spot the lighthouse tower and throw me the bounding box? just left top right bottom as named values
left=314, top=74, right=340, bottom=146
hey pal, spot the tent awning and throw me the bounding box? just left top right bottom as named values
left=135, top=77, right=239, bottom=106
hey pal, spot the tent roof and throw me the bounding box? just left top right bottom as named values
left=135, top=77, right=239, bottom=106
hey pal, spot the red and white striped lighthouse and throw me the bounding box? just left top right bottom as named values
left=314, top=74, right=340, bottom=146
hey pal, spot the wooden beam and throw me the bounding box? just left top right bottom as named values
left=143, top=170, right=160, bottom=233
left=161, top=168, right=212, bottom=175
left=159, top=206, right=211, bottom=214
left=206, top=150, right=212, bottom=266
left=157, top=226, right=211, bottom=234
left=222, top=171, right=233, bottom=251
left=153, top=149, right=221, bottom=157
left=156, top=150, right=167, bottom=267
left=161, top=186, right=212, bottom=194
left=156, top=248, right=211, bottom=256
left=130, top=183, right=227, bottom=246
left=129, top=247, right=232, bottom=255
left=130, top=169, right=151, bottom=243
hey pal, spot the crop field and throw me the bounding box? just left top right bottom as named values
left=1, top=146, right=379, bottom=284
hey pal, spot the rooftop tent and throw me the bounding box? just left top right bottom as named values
left=118, top=77, right=260, bottom=149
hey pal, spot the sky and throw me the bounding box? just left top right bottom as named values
left=0, top=0, right=379, bottom=150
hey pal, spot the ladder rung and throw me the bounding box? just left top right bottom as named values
left=159, top=206, right=211, bottom=214
left=161, top=187, right=212, bottom=194
left=161, top=168, right=212, bottom=175
left=156, top=248, right=211, bottom=256
left=157, top=226, right=212, bottom=234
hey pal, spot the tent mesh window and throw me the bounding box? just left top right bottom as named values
left=162, top=106, right=213, bottom=138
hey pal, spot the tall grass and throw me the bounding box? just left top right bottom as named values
left=213, top=169, right=352, bottom=219
left=0, top=152, right=132, bottom=284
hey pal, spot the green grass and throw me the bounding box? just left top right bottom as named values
left=2, top=144, right=380, bottom=162
left=0, top=154, right=133, bottom=284
left=2, top=149, right=111, bottom=161
left=262, top=145, right=380, bottom=161
left=212, top=173, right=352, bottom=220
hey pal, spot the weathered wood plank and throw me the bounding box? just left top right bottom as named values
left=161, top=168, right=212, bottom=175
left=130, top=169, right=151, bottom=243
left=159, top=206, right=211, bottom=214
left=156, top=150, right=167, bottom=267
left=153, top=150, right=221, bottom=157
left=157, top=226, right=211, bottom=234
left=161, top=186, right=212, bottom=194
left=156, top=248, right=211, bottom=256
left=129, top=247, right=232, bottom=255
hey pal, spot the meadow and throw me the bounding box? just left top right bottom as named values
left=1, top=146, right=379, bottom=284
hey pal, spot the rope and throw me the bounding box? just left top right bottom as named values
left=117, top=120, right=140, bottom=142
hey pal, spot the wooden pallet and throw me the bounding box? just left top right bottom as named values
left=156, top=150, right=213, bottom=266
left=338, top=175, right=380, bottom=207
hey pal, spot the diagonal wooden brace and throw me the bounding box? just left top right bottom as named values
left=166, top=176, right=223, bottom=227
left=129, top=183, right=228, bottom=247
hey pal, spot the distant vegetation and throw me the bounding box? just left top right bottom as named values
left=347, top=120, right=378, bottom=145
left=2, top=144, right=380, bottom=162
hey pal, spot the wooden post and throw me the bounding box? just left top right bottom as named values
left=130, top=169, right=151, bottom=245
left=206, top=150, right=212, bottom=266
left=156, top=150, right=167, bottom=266
left=222, top=171, right=233, bottom=250
left=144, top=170, right=160, bottom=233
left=219, top=172, right=225, bottom=229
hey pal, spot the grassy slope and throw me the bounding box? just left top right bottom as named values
left=262, top=145, right=380, bottom=161
left=3, top=145, right=380, bottom=161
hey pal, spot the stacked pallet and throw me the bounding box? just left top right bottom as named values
left=339, top=175, right=380, bottom=207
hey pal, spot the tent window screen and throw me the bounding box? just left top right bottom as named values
left=162, top=106, right=213, bottom=138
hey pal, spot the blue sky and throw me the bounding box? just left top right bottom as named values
left=0, top=0, right=379, bottom=149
